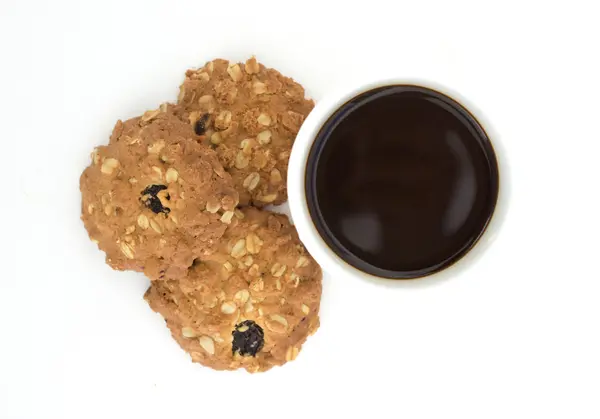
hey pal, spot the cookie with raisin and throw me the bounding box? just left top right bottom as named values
left=80, top=105, right=239, bottom=280
left=176, top=57, right=314, bottom=206
left=145, top=207, right=322, bottom=372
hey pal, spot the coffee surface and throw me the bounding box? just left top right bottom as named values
left=306, top=85, right=499, bottom=278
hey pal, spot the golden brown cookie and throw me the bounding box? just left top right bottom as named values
left=176, top=57, right=314, bottom=207
left=145, top=207, right=322, bottom=372
left=80, top=105, right=239, bottom=280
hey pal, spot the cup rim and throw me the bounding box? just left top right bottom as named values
left=287, top=77, right=510, bottom=286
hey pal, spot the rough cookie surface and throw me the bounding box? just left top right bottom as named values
left=176, top=57, right=314, bottom=206
left=145, top=208, right=322, bottom=372
left=80, top=106, right=239, bottom=280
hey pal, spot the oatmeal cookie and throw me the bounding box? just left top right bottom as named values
left=145, top=207, right=322, bottom=372
left=176, top=57, right=314, bottom=206
left=80, top=105, right=239, bottom=280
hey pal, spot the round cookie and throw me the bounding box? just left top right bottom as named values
left=80, top=105, right=239, bottom=280
left=176, top=57, right=314, bottom=207
left=144, top=207, right=322, bottom=372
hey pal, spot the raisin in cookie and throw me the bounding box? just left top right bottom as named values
left=176, top=57, right=314, bottom=207
left=145, top=207, right=322, bottom=372
left=80, top=105, right=239, bottom=280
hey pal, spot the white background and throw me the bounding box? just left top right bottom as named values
left=2, top=0, right=600, bottom=418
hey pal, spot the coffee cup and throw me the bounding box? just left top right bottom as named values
left=288, top=78, right=507, bottom=284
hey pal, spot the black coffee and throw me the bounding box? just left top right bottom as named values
left=306, top=85, right=499, bottom=279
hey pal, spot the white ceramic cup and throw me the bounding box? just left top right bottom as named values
left=288, top=78, right=508, bottom=285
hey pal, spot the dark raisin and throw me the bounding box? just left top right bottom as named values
left=194, top=114, right=210, bottom=135
left=143, top=196, right=170, bottom=214
left=232, top=320, right=264, bottom=357
left=140, top=184, right=170, bottom=215
left=142, top=184, right=167, bottom=196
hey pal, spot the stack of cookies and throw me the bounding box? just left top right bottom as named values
left=80, top=57, right=322, bottom=373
